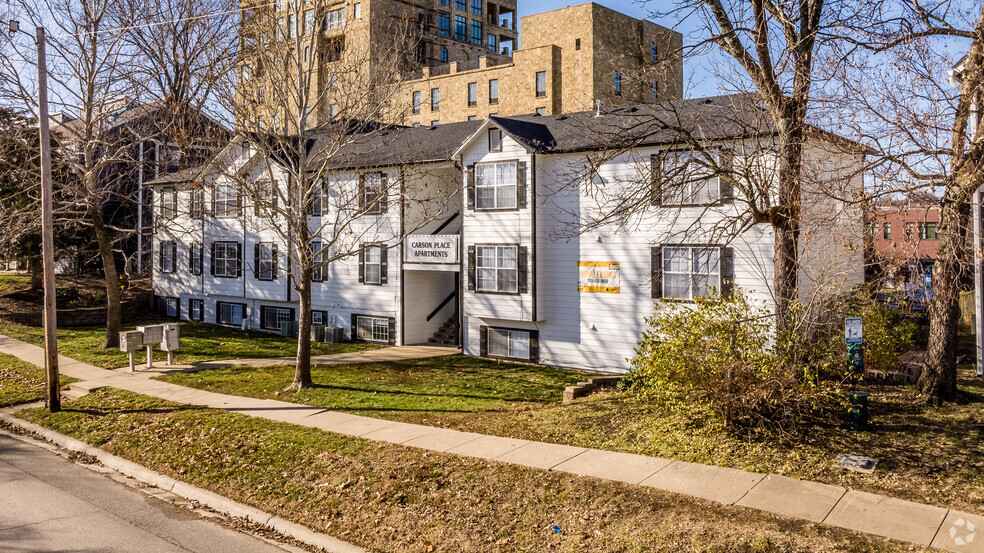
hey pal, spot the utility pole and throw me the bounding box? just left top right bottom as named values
left=36, top=26, right=60, bottom=412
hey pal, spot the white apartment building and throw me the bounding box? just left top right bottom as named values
left=150, top=93, right=865, bottom=373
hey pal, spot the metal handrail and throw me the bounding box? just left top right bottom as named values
left=426, top=291, right=457, bottom=322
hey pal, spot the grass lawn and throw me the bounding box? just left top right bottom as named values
left=15, top=389, right=921, bottom=553
left=159, top=355, right=984, bottom=514
left=0, top=351, right=76, bottom=407
left=158, top=355, right=585, bottom=415
left=0, top=320, right=383, bottom=369
left=0, top=272, right=31, bottom=295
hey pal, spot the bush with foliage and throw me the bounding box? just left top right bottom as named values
left=624, top=291, right=828, bottom=431
left=624, top=287, right=918, bottom=433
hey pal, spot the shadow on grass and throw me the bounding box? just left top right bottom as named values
left=63, top=405, right=199, bottom=417
left=301, top=382, right=544, bottom=404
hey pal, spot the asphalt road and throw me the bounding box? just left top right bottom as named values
left=0, top=432, right=291, bottom=553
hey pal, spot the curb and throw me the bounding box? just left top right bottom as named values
left=0, top=410, right=365, bottom=553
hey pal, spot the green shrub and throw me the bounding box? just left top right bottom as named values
left=624, top=291, right=825, bottom=431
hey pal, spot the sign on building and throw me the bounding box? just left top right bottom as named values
left=404, top=235, right=459, bottom=264
left=578, top=261, right=620, bottom=294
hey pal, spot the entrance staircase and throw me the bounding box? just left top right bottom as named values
left=427, top=315, right=459, bottom=346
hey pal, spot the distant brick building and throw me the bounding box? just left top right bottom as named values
left=865, top=196, right=940, bottom=290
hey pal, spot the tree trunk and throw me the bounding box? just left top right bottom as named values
left=291, top=274, right=313, bottom=389
left=29, top=255, right=43, bottom=290
left=772, top=116, right=805, bottom=337
left=90, top=204, right=122, bottom=349
left=917, top=196, right=964, bottom=404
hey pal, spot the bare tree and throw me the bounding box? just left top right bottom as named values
left=641, top=0, right=867, bottom=334
left=839, top=0, right=984, bottom=404
left=209, top=0, right=452, bottom=389
left=0, top=0, right=143, bottom=348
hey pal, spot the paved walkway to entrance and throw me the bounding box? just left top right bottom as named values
left=0, top=333, right=979, bottom=552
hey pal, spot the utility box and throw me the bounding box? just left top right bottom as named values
left=137, top=324, right=164, bottom=345
left=311, top=325, right=326, bottom=342
left=161, top=323, right=180, bottom=351
left=324, top=327, right=344, bottom=343
left=119, top=331, right=144, bottom=353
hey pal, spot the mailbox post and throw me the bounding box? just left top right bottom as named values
left=119, top=330, right=144, bottom=372
left=136, top=325, right=164, bottom=369
left=161, top=323, right=180, bottom=365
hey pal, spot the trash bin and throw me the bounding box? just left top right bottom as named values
left=848, top=391, right=869, bottom=431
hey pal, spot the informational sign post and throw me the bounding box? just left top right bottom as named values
left=845, top=317, right=863, bottom=345
left=578, top=261, right=620, bottom=294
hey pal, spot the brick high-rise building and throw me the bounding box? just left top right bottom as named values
left=238, top=1, right=683, bottom=129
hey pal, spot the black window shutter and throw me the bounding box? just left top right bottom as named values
left=350, top=313, right=359, bottom=340
left=651, top=153, right=664, bottom=206
left=379, top=172, right=388, bottom=214
left=467, top=245, right=476, bottom=291
left=158, top=244, right=164, bottom=271
left=388, top=317, right=396, bottom=345
left=170, top=242, right=177, bottom=272
left=210, top=242, right=216, bottom=275
left=479, top=325, right=488, bottom=357
left=253, top=243, right=260, bottom=279
left=720, top=246, right=734, bottom=298
left=651, top=246, right=663, bottom=299
left=215, top=302, right=220, bottom=324
left=718, top=148, right=734, bottom=204
left=517, top=246, right=528, bottom=294
left=236, top=243, right=243, bottom=277
left=358, top=174, right=366, bottom=211
left=466, top=164, right=475, bottom=210
left=198, top=244, right=203, bottom=275
left=259, top=306, right=267, bottom=329
left=380, top=245, right=388, bottom=284
left=516, top=161, right=527, bottom=209
left=529, top=330, right=539, bottom=363
left=272, top=243, right=279, bottom=280
left=358, top=246, right=365, bottom=283
left=188, top=244, right=194, bottom=270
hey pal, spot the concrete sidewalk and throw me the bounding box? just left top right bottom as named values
left=0, top=333, right=979, bottom=552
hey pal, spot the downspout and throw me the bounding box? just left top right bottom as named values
left=399, top=166, right=406, bottom=346
left=530, top=153, right=537, bottom=322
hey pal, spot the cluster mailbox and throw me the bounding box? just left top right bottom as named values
left=119, top=324, right=181, bottom=372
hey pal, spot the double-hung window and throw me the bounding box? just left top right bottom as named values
left=535, top=71, right=546, bottom=97
left=488, top=328, right=530, bottom=360
left=476, top=245, right=518, bottom=293
left=159, top=241, right=176, bottom=274
left=324, top=8, right=345, bottom=30
left=454, top=0, right=466, bottom=10
left=255, top=180, right=277, bottom=215
left=312, top=241, right=324, bottom=282
left=189, top=298, right=203, bottom=321
left=360, top=172, right=386, bottom=214
left=255, top=242, right=277, bottom=281
left=190, top=186, right=204, bottom=218
left=190, top=242, right=203, bottom=275
left=304, top=9, right=315, bottom=34
left=919, top=222, right=939, bottom=240
left=487, top=33, right=496, bottom=52
left=660, top=150, right=723, bottom=205
left=651, top=42, right=659, bottom=63
left=217, top=302, right=245, bottom=326
left=363, top=245, right=381, bottom=284
left=662, top=246, right=720, bottom=300
left=475, top=161, right=517, bottom=210
left=614, top=71, right=622, bottom=96
left=489, top=79, right=499, bottom=103
left=431, top=88, right=440, bottom=111
left=488, top=128, right=502, bottom=152
left=212, top=242, right=240, bottom=278
left=467, top=82, right=477, bottom=106
left=471, top=0, right=482, bottom=15
left=160, top=187, right=177, bottom=219
left=213, top=183, right=239, bottom=218
left=412, top=91, right=421, bottom=113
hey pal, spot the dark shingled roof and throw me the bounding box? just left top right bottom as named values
left=317, top=93, right=794, bottom=169
left=145, top=166, right=202, bottom=186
